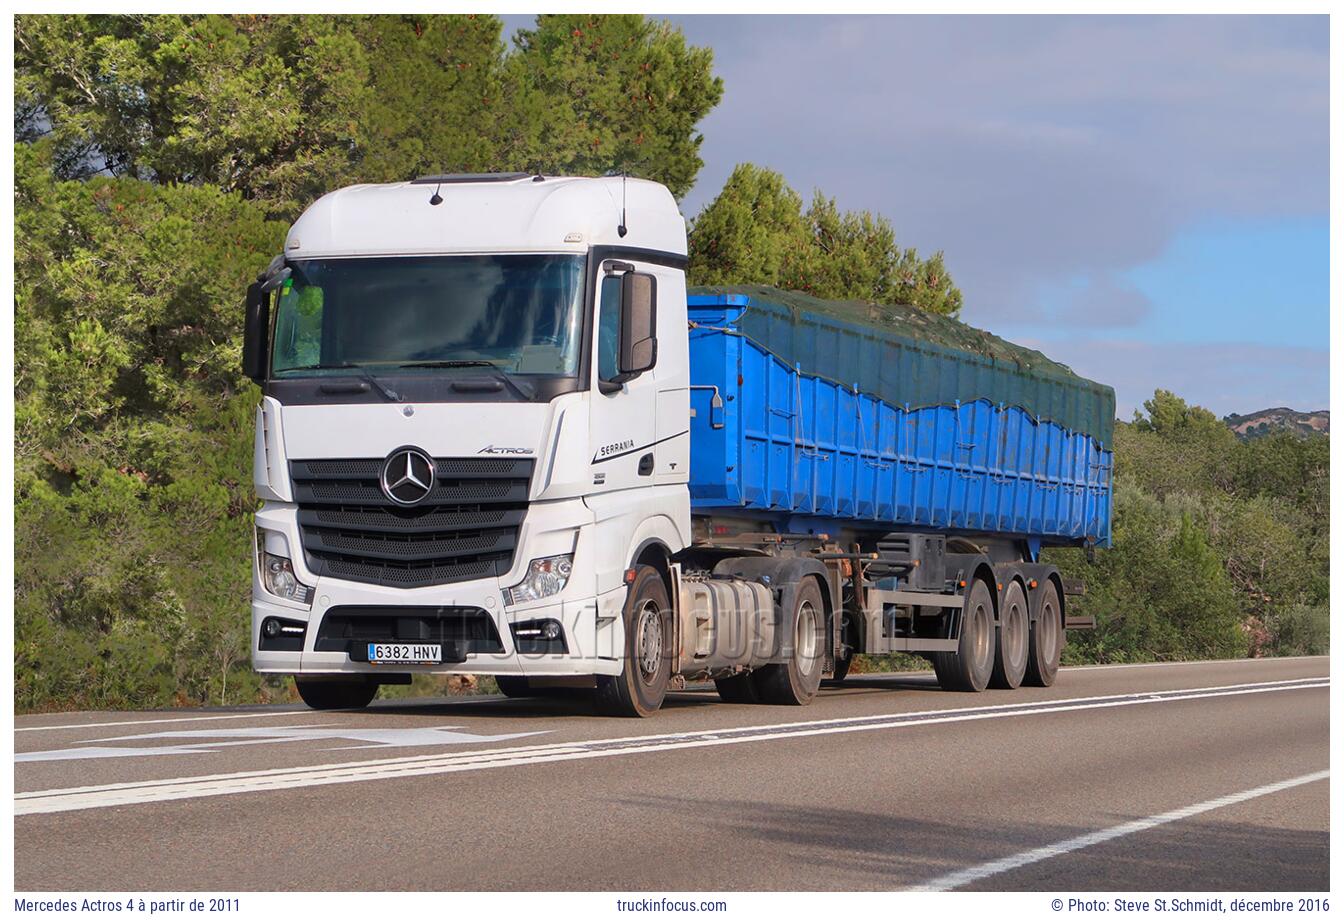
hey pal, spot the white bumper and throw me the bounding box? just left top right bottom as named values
left=251, top=499, right=628, bottom=679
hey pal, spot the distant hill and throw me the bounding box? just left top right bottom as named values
left=1223, top=407, right=1329, bottom=440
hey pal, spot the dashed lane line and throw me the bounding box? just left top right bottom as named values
left=908, top=769, right=1331, bottom=891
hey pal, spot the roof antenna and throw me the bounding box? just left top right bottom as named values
left=617, top=170, right=628, bottom=238
left=429, top=180, right=443, bottom=206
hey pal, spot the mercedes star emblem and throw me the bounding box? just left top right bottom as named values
left=380, top=447, right=435, bottom=505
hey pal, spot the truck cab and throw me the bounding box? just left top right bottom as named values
left=247, top=173, right=695, bottom=713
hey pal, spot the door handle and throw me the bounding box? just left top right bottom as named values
left=638, top=453, right=654, bottom=476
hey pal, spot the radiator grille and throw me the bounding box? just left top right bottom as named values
left=291, top=456, right=533, bottom=589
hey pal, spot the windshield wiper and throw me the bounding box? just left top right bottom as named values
left=281, top=362, right=401, bottom=402
left=398, top=360, right=534, bottom=400
left=399, top=359, right=508, bottom=371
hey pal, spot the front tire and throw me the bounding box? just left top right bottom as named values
left=595, top=566, right=672, bottom=717
left=753, top=578, right=827, bottom=705
left=295, top=678, right=378, bottom=710
left=933, top=578, right=995, bottom=692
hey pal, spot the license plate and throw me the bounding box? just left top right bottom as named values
left=366, top=643, right=441, bottom=665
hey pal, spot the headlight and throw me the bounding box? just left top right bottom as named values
left=504, top=554, right=573, bottom=606
left=256, top=530, right=314, bottom=605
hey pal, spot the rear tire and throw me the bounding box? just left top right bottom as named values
left=1024, top=580, right=1064, bottom=687
left=933, top=579, right=995, bottom=692
left=932, top=653, right=953, bottom=688
left=753, top=578, right=827, bottom=705
left=990, top=580, right=1029, bottom=689
left=595, top=565, right=672, bottom=717
left=295, top=678, right=378, bottom=710
left=714, top=672, right=760, bottom=703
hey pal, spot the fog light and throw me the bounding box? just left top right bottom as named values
left=510, top=618, right=568, bottom=654
left=258, top=615, right=306, bottom=650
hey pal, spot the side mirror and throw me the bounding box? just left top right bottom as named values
left=242, top=281, right=269, bottom=384
left=615, top=272, right=657, bottom=382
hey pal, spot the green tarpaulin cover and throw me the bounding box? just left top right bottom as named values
left=688, top=284, right=1117, bottom=447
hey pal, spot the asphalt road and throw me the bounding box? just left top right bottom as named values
left=13, top=656, right=1330, bottom=892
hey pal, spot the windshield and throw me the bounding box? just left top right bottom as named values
left=269, top=254, right=586, bottom=378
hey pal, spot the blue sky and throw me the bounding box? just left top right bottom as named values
left=1124, top=217, right=1329, bottom=349
left=504, top=15, right=1329, bottom=417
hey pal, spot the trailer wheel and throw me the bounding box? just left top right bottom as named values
left=714, top=672, right=760, bottom=703
left=294, top=678, right=378, bottom=710
left=1024, top=580, right=1063, bottom=687
left=933, top=578, right=995, bottom=692
left=595, top=565, right=672, bottom=717
left=931, top=654, right=951, bottom=687
left=990, top=580, right=1029, bottom=689
left=753, top=578, right=827, bottom=705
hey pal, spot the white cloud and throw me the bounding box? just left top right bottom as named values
left=674, top=14, right=1328, bottom=325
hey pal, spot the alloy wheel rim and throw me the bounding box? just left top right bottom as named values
left=796, top=601, right=819, bottom=675
left=974, top=604, right=992, bottom=668
left=1041, top=601, right=1059, bottom=662
left=1008, top=602, right=1026, bottom=665
left=636, top=601, right=663, bottom=683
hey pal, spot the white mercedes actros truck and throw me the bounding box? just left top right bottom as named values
left=245, top=173, right=1113, bottom=716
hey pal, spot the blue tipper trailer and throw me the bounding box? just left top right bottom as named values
left=685, top=289, right=1114, bottom=554
left=679, top=286, right=1114, bottom=692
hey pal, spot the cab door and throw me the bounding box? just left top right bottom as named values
left=588, top=260, right=660, bottom=495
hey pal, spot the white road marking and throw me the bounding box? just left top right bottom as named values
left=14, top=677, right=1327, bottom=815
left=908, top=770, right=1331, bottom=891
left=14, top=694, right=511, bottom=734
left=15, top=709, right=318, bottom=733
left=17, top=725, right=549, bottom=763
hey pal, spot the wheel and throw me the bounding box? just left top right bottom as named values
left=714, top=671, right=760, bottom=703
left=1025, top=580, right=1064, bottom=687
left=991, top=580, right=1029, bottom=689
left=753, top=578, right=827, bottom=705
left=595, top=565, right=672, bottom=717
left=933, top=578, right=995, bottom=691
left=295, top=678, right=378, bottom=710
left=931, top=652, right=952, bottom=687
left=494, top=675, right=533, bottom=698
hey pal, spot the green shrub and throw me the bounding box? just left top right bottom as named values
left=1270, top=606, right=1329, bottom=657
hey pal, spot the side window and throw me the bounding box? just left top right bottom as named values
left=272, top=280, right=324, bottom=372
left=597, top=274, right=622, bottom=383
